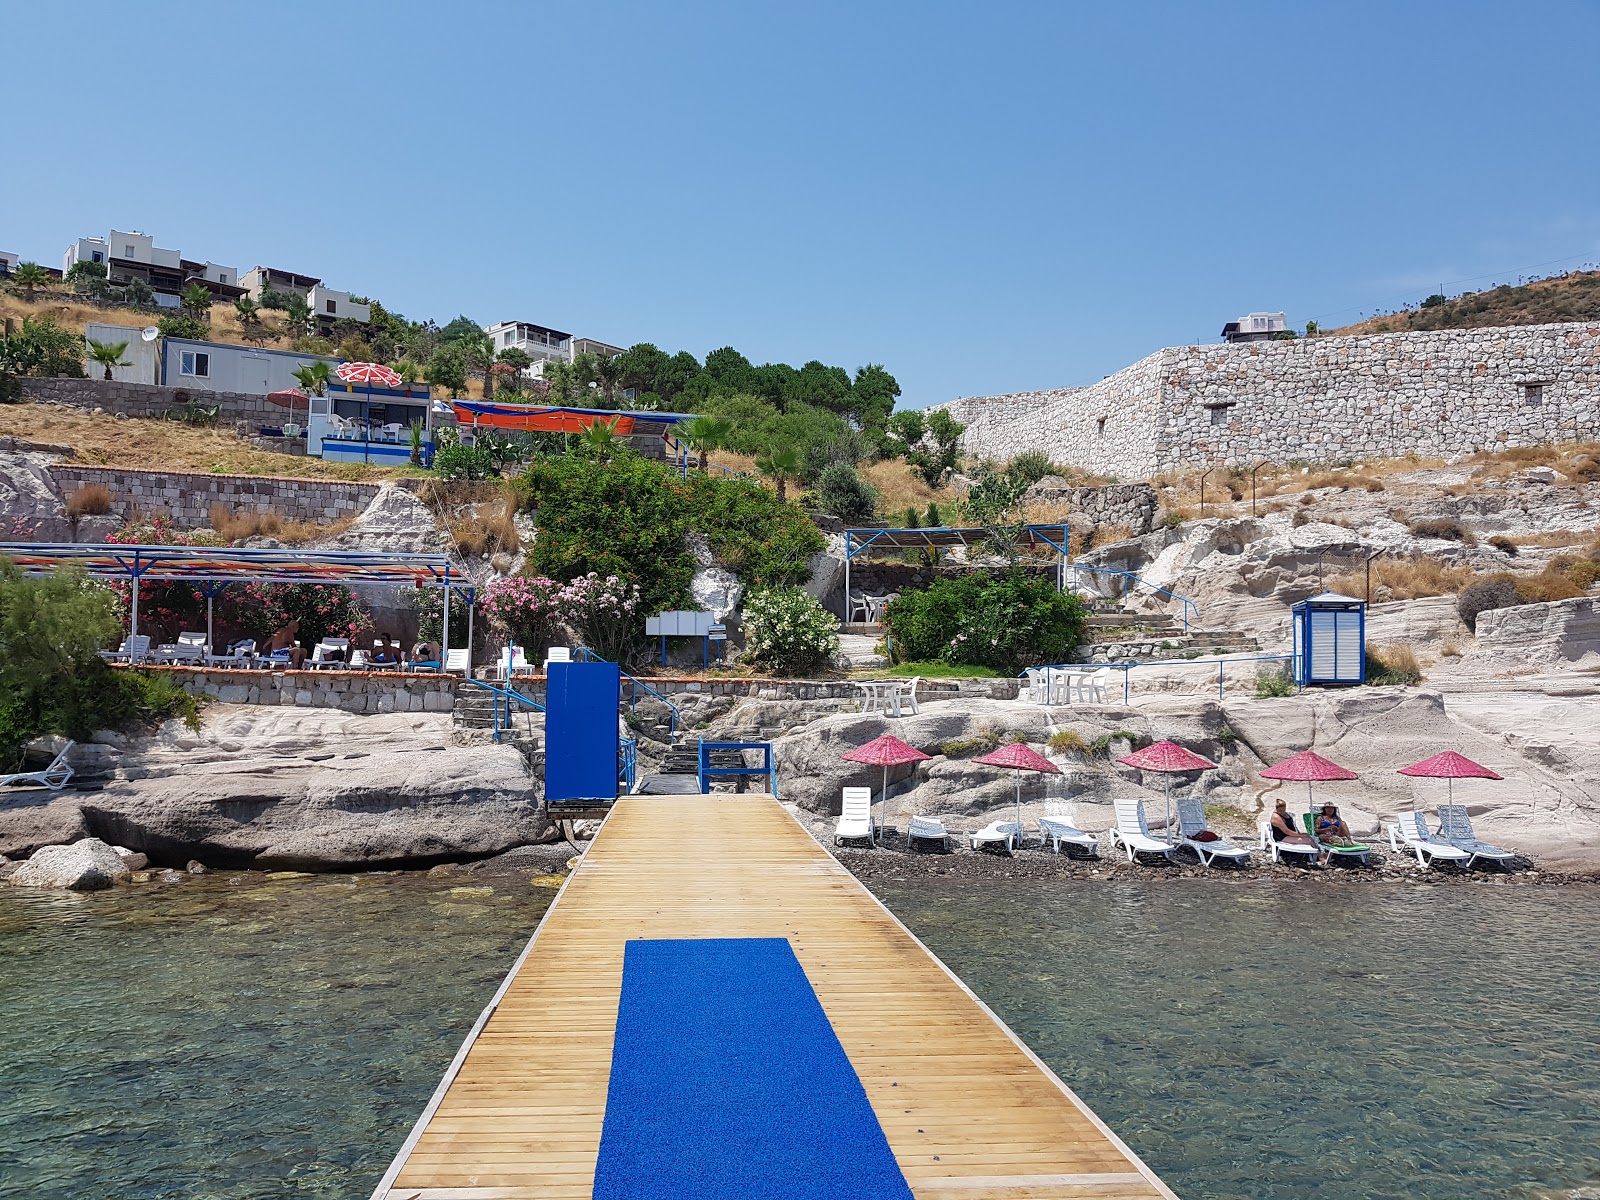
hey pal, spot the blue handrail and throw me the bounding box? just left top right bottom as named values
left=1066, top=564, right=1199, bottom=632
left=620, top=738, right=637, bottom=793
left=697, top=739, right=778, bottom=798
left=662, top=435, right=751, bottom=481
left=574, top=645, right=681, bottom=738
left=1019, top=653, right=1296, bottom=704
left=463, top=677, right=546, bottom=743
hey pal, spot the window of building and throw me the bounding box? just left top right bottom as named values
left=1096, top=416, right=1107, bottom=436
left=218, top=273, right=228, bottom=285
left=124, top=244, right=134, bottom=256
left=1208, top=403, right=1234, bottom=426
left=1523, top=383, right=1545, bottom=407
left=91, top=250, right=103, bottom=263
left=326, top=300, right=336, bottom=314
left=180, top=351, right=210, bottom=378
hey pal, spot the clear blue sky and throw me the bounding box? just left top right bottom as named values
left=4, top=1, right=1598, bottom=408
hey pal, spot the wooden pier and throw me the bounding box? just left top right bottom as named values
left=373, top=795, right=1177, bottom=1200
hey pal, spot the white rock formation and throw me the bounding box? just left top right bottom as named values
left=7, top=838, right=132, bottom=890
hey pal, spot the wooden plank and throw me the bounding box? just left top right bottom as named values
left=375, top=795, right=1176, bottom=1200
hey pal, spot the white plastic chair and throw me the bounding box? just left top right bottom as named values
left=835, top=786, right=876, bottom=845
left=1078, top=668, right=1111, bottom=704
left=544, top=646, right=572, bottom=669
left=906, top=814, right=952, bottom=851
left=1108, top=798, right=1175, bottom=862
left=1436, top=804, right=1518, bottom=868
left=281, top=422, right=302, bottom=438
left=891, top=676, right=921, bottom=717
left=1388, top=811, right=1473, bottom=869
left=0, top=740, right=75, bottom=791
left=848, top=592, right=874, bottom=623
left=310, top=638, right=350, bottom=669
left=168, top=631, right=207, bottom=664
left=1039, top=798, right=1099, bottom=858
left=1174, top=799, right=1251, bottom=868
left=100, top=634, right=152, bottom=664
left=443, top=648, right=471, bottom=675
left=1259, top=817, right=1321, bottom=865
left=970, top=820, right=1023, bottom=851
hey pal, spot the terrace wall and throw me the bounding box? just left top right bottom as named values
left=147, top=665, right=460, bottom=714
left=48, top=465, right=383, bottom=527
left=22, top=377, right=282, bottom=426
left=933, top=322, right=1600, bottom=476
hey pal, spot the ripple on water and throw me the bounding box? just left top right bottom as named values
left=872, top=877, right=1600, bottom=1200
left=0, top=872, right=550, bottom=1200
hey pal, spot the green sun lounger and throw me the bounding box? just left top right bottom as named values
left=1302, top=813, right=1373, bottom=863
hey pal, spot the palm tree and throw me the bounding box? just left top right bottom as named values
left=234, top=295, right=259, bottom=324
left=284, top=296, right=312, bottom=339
left=291, top=360, right=332, bottom=396
left=463, top=333, right=497, bottom=400
left=594, top=354, right=622, bottom=405
left=86, top=338, right=131, bottom=381
left=755, top=443, right=804, bottom=502
left=10, top=262, right=50, bottom=298
left=678, top=415, right=732, bottom=471
left=576, top=418, right=620, bottom=463
left=180, top=283, right=212, bottom=319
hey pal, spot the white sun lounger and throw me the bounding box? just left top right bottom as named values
left=1387, top=811, right=1473, bottom=869
left=834, top=786, right=877, bottom=845
left=0, top=740, right=75, bottom=791
left=310, top=638, right=350, bottom=669
left=1175, top=799, right=1250, bottom=868
left=1109, top=798, right=1175, bottom=862
left=970, top=820, right=1023, bottom=851
left=99, top=634, right=151, bottom=664
left=906, top=814, right=952, bottom=850
left=1038, top=798, right=1098, bottom=858
left=1259, top=818, right=1321, bottom=865
left=1435, top=805, right=1518, bottom=868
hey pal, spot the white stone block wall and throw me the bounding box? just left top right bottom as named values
left=934, top=323, right=1600, bottom=476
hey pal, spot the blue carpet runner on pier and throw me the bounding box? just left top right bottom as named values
left=592, top=936, right=915, bottom=1200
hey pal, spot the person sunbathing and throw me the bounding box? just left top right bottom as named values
left=370, top=635, right=400, bottom=666
left=264, top=620, right=307, bottom=669
left=1270, top=797, right=1327, bottom=864
left=1316, top=803, right=1356, bottom=845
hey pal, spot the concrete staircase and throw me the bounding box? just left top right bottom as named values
left=1077, top=611, right=1260, bottom=662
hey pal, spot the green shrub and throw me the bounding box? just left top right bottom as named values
left=813, top=462, right=876, bottom=523
left=884, top=572, right=1087, bottom=673
left=1253, top=666, right=1295, bottom=698
left=741, top=586, right=839, bottom=673
left=516, top=455, right=825, bottom=633
left=1407, top=517, right=1476, bottom=545
left=1006, top=451, right=1054, bottom=486
left=156, top=313, right=209, bottom=340
left=433, top=443, right=497, bottom=481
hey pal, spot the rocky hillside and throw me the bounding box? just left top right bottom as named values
left=1332, top=270, right=1600, bottom=336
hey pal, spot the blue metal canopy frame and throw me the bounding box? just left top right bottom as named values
left=841, top=525, right=1071, bottom=613
left=0, top=543, right=477, bottom=671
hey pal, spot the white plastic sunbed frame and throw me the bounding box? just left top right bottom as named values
left=1174, top=799, right=1251, bottom=868
left=906, top=814, right=952, bottom=851
left=1387, top=811, right=1473, bottom=869
left=0, top=741, right=75, bottom=791
left=970, top=820, right=1023, bottom=851
left=1436, top=804, right=1518, bottom=868
left=1038, top=799, right=1098, bottom=858
left=1109, top=799, right=1175, bottom=863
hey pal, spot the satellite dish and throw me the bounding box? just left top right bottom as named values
left=141, top=326, right=160, bottom=342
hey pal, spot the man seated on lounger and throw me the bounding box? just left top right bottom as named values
left=1316, top=803, right=1357, bottom=846
left=264, top=620, right=307, bottom=669
left=370, top=635, right=400, bottom=667
left=1271, top=798, right=1328, bottom=864
left=411, top=639, right=440, bottom=669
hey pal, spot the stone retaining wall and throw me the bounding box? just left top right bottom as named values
left=22, top=377, right=281, bottom=426
left=149, top=665, right=460, bottom=714
left=933, top=322, right=1600, bottom=475
left=500, top=675, right=1021, bottom=702
left=48, top=465, right=382, bottom=527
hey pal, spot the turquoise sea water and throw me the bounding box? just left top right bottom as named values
left=0, top=873, right=551, bottom=1200
left=874, top=877, right=1600, bottom=1200
left=2, top=873, right=1597, bottom=1199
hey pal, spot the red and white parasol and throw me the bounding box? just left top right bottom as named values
left=974, top=741, right=1060, bottom=833
left=335, top=361, right=402, bottom=387
left=842, top=734, right=931, bottom=844
left=1398, top=751, right=1502, bottom=812
left=1117, top=740, right=1218, bottom=842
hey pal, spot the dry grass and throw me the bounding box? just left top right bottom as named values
left=857, top=458, right=961, bottom=517
left=64, top=483, right=112, bottom=518
left=0, top=404, right=414, bottom=481
left=449, top=499, right=522, bottom=559
left=1505, top=529, right=1597, bottom=548
left=1330, top=556, right=1475, bottom=601
left=207, top=503, right=355, bottom=546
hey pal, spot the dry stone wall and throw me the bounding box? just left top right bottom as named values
left=22, top=378, right=281, bottom=426
left=156, top=666, right=460, bottom=714
left=49, top=465, right=381, bottom=527
left=934, top=323, right=1600, bottom=476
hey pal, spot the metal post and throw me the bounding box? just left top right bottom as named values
left=442, top=583, right=451, bottom=667
left=465, top=586, right=474, bottom=677
left=1250, top=462, right=1265, bottom=516
left=1123, top=665, right=1131, bottom=705
left=1218, top=660, right=1225, bottom=699
left=842, top=532, right=852, bottom=622
left=1198, top=466, right=1215, bottom=517
left=129, top=556, right=140, bottom=638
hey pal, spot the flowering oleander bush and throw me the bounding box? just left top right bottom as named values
left=883, top=571, right=1087, bottom=673
left=741, top=586, right=839, bottom=673
left=236, top=582, right=372, bottom=650
left=560, top=572, right=642, bottom=663
left=481, top=575, right=566, bottom=655
left=105, top=515, right=219, bottom=643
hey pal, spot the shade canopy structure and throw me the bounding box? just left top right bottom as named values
left=842, top=734, right=931, bottom=844
left=266, top=388, right=309, bottom=409
left=974, top=742, right=1061, bottom=832
left=451, top=401, right=698, bottom=436
left=0, top=543, right=474, bottom=670
left=1261, top=749, right=1360, bottom=824
left=842, top=525, right=1072, bottom=612
left=1116, top=740, right=1217, bottom=841
left=1398, top=750, right=1503, bottom=812
left=335, top=361, right=403, bottom=388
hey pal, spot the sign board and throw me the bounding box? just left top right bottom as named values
left=645, top=610, right=714, bottom=637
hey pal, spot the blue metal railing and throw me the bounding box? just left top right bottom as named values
left=1066, top=564, right=1199, bottom=632
left=463, top=678, right=546, bottom=743
left=697, top=740, right=778, bottom=797
left=620, top=738, right=637, bottom=793
left=1019, top=653, right=1297, bottom=704
left=662, top=434, right=751, bottom=481
left=574, top=645, right=681, bottom=738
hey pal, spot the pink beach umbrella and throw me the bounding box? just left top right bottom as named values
left=1116, top=740, right=1218, bottom=841
left=335, top=362, right=404, bottom=462
left=266, top=387, right=309, bottom=409
left=1261, top=749, right=1360, bottom=825
left=1398, top=751, right=1503, bottom=812
left=973, top=741, right=1061, bottom=834
left=842, top=734, right=931, bottom=844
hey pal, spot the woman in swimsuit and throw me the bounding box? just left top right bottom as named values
left=1270, top=797, right=1328, bottom=864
